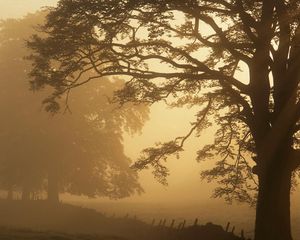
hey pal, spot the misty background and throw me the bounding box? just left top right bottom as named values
left=1, top=0, right=300, bottom=239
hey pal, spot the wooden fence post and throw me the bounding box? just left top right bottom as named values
left=158, top=219, right=163, bottom=226
left=182, top=220, right=186, bottom=229
left=194, top=218, right=198, bottom=226
left=241, top=229, right=245, bottom=239
left=225, top=222, right=230, bottom=232
left=177, top=223, right=182, bottom=230
left=170, top=219, right=175, bottom=228
left=151, top=218, right=156, bottom=226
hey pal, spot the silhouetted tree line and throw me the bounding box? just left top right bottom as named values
left=0, top=12, right=149, bottom=202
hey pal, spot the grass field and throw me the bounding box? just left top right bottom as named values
left=0, top=228, right=127, bottom=240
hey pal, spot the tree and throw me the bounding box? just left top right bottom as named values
left=27, top=1, right=300, bottom=239
left=0, top=12, right=148, bottom=202
left=0, top=13, right=50, bottom=200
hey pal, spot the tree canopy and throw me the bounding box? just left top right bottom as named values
left=0, top=12, right=149, bottom=201
left=27, top=1, right=300, bottom=239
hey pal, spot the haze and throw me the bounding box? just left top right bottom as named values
left=1, top=1, right=300, bottom=239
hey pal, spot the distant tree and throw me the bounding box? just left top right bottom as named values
left=0, top=12, right=148, bottom=202
left=27, top=1, right=300, bottom=239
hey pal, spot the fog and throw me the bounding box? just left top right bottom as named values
left=1, top=1, right=300, bottom=240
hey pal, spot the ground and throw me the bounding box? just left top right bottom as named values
left=0, top=200, right=246, bottom=240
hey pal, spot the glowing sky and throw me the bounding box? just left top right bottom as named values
left=1, top=0, right=300, bottom=219
left=0, top=1, right=56, bottom=19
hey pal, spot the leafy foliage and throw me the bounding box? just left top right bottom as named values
left=27, top=0, right=300, bottom=205
left=0, top=12, right=149, bottom=199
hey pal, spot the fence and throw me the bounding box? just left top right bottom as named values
left=109, top=212, right=253, bottom=240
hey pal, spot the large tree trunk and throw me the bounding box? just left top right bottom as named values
left=254, top=157, right=292, bottom=240
left=47, top=171, right=59, bottom=203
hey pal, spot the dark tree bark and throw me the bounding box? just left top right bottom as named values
left=254, top=144, right=293, bottom=240
left=255, top=170, right=292, bottom=240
